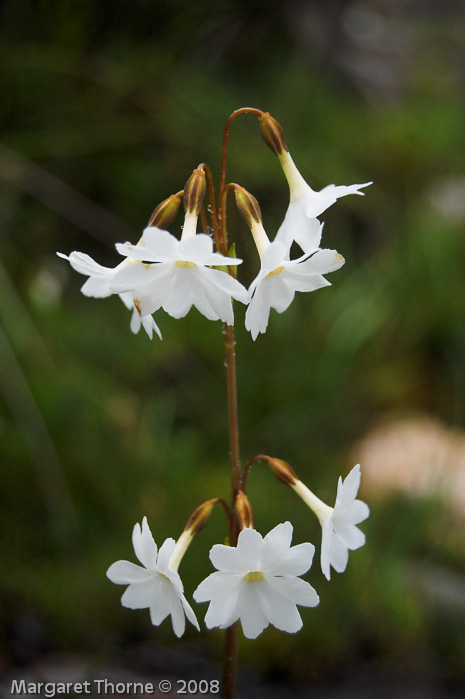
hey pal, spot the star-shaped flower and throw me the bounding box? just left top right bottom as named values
left=111, top=227, right=248, bottom=325
left=57, top=251, right=161, bottom=339
left=193, top=522, right=319, bottom=639
left=106, top=517, right=199, bottom=638
left=292, top=464, right=369, bottom=580
left=276, top=150, right=372, bottom=251
left=245, top=228, right=344, bottom=340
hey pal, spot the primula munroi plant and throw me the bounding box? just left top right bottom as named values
left=59, top=107, right=371, bottom=698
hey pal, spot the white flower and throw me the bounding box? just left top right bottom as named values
left=111, top=227, right=248, bottom=325
left=193, top=522, right=319, bottom=639
left=276, top=150, right=372, bottom=251
left=106, top=516, right=199, bottom=638
left=292, top=464, right=369, bottom=581
left=57, top=251, right=161, bottom=339
left=245, top=222, right=344, bottom=340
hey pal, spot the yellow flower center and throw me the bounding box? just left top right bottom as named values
left=244, top=571, right=265, bottom=582
left=175, top=260, right=196, bottom=268
left=266, top=265, right=284, bottom=278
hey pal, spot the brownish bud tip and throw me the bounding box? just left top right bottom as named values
left=235, top=491, right=254, bottom=529
left=184, top=500, right=215, bottom=535
left=234, top=187, right=263, bottom=229
left=147, top=193, right=182, bottom=229
left=183, top=167, right=206, bottom=215
left=259, top=112, right=288, bottom=156
left=268, top=458, right=298, bottom=487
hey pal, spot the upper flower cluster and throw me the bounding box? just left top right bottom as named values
left=58, top=113, right=371, bottom=340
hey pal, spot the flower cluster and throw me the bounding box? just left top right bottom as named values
left=59, top=110, right=371, bottom=645
left=58, top=114, right=370, bottom=340
left=107, top=465, right=368, bottom=639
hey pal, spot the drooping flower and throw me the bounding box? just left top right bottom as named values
left=276, top=150, right=372, bottom=251
left=111, top=223, right=248, bottom=325
left=292, top=464, right=370, bottom=580
left=106, top=517, right=199, bottom=638
left=57, top=251, right=161, bottom=339
left=244, top=219, right=344, bottom=340
left=193, top=522, right=319, bottom=639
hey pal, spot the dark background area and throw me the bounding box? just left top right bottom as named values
left=1, top=1, right=465, bottom=696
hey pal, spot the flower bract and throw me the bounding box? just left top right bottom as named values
left=106, top=516, right=199, bottom=637
left=193, top=522, right=319, bottom=639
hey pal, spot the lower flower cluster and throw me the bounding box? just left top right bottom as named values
left=107, top=464, right=369, bottom=639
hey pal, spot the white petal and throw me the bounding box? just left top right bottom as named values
left=329, top=532, right=349, bottom=574
left=257, top=579, right=303, bottom=634
left=132, top=517, right=158, bottom=570
left=268, top=575, right=320, bottom=608
left=59, top=251, right=113, bottom=277
left=180, top=595, right=200, bottom=631
left=80, top=276, right=113, bottom=298
left=121, top=578, right=159, bottom=609
left=111, top=262, right=161, bottom=292
left=194, top=571, right=238, bottom=603
left=135, top=265, right=176, bottom=316
left=169, top=593, right=187, bottom=638
left=178, top=234, right=213, bottom=261
left=115, top=242, right=155, bottom=262
left=291, top=248, right=345, bottom=275
left=276, top=203, right=322, bottom=252
left=204, top=267, right=248, bottom=304
left=265, top=542, right=315, bottom=577
left=336, top=464, right=361, bottom=506
left=320, top=520, right=333, bottom=581
left=209, top=544, right=243, bottom=573
left=265, top=274, right=296, bottom=313
left=106, top=560, right=154, bottom=585
left=143, top=227, right=180, bottom=260
left=156, top=538, right=177, bottom=573
left=140, top=313, right=163, bottom=340
left=335, top=524, right=366, bottom=551
left=235, top=582, right=269, bottom=639
left=245, top=285, right=272, bottom=340
left=162, top=267, right=216, bottom=320
left=235, top=528, right=264, bottom=570
left=280, top=268, right=331, bottom=294
left=263, top=521, right=293, bottom=549
left=207, top=585, right=243, bottom=629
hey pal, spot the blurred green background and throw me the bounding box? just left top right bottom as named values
left=1, top=0, right=465, bottom=694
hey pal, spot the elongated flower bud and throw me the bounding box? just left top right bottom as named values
left=168, top=499, right=216, bottom=571
left=147, top=193, right=182, bottom=229
left=259, top=112, right=288, bottom=156
left=267, top=457, right=298, bottom=487
left=183, top=167, right=206, bottom=216
left=235, top=491, right=254, bottom=529
left=234, top=186, right=263, bottom=228
left=184, top=499, right=216, bottom=535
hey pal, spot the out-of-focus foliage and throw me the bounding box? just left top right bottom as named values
left=1, top=0, right=465, bottom=689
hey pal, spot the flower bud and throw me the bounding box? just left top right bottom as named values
left=184, top=499, right=216, bottom=535
left=147, top=193, right=182, bottom=229
left=234, top=187, right=263, bottom=229
left=259, top=112, right=288, bottom=156
left=183, top=167, right=206, bottom=216
left=235, top=491, right=254, bottom=529
left=268, top=457, right=298, bottom=487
